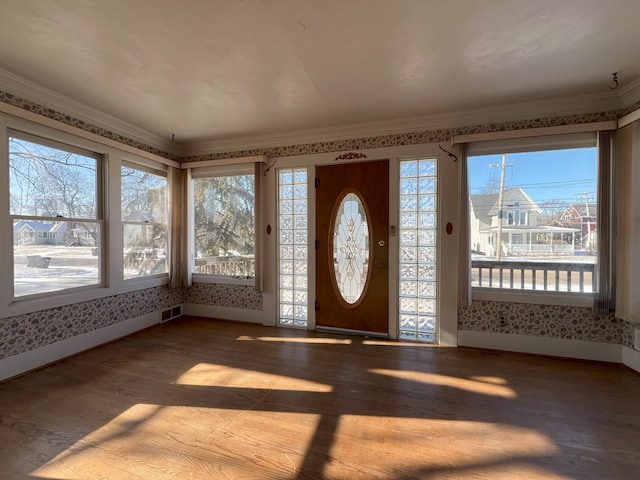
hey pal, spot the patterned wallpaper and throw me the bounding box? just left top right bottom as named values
left=0, top=90, right=179, bottom=162
left=0, top=90, right=637, bottom=363
left=458, top=300, right=632, bottom=347
left=0, top=286, right=182, bottom=360
left=182, top=111, right=620, bottom=163
left=183, top=284, right=263, bottom=310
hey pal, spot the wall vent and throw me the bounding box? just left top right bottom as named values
left=161, top=305, right=183, bottom=323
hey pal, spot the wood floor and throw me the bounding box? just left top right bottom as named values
left=1, top=316, right=639, bottom=479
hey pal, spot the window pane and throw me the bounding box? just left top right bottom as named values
left=399, top=159, right=437, bottom=343
left=13, top=220, right=101, bottom=297
left=123, top=224, right=168, bottom=279
left=121, top=166, right=167, bottom=223
left=193, top=175, right=255, bottom=278
left=278, top=168, right=308, bottom=327
left=9, top=136, right=97, bottom=219
left=468, top=148, right=597, bottom=293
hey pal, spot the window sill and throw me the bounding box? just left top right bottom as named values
left=472, top=288, right=594, bottom=308
left=2, top=275, right=170, bottom=319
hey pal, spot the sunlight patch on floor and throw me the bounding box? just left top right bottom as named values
left=327, top=416, right=562, bottom=480
left=31, top=405, right=322, bottom=480
left=175, top=362, right=332, bottom=391
left=369, top=368, right=517, bottom=398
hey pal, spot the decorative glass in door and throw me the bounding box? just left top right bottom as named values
left=332, top=192, right=370, bottom=305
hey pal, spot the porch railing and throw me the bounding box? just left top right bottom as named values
left=194, top=256, right=255, bottom=277
left=472, top=260, right=595, bottom=293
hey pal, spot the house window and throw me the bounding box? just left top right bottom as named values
left=121, top=163, right=168, bottom=279
left=467, top=133, right=599, bottom=296
left=191, top=167, right=256, bottom=283
left=9, top=131, right=103, bottom=298
left=519, top=210, right=527, bottom=225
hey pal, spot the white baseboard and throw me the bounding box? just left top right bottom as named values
left=0, top=311, right=161, bottom=382
left=182, top=304, right=265, bottom=325
left=622, top=345, right=640, bottom=374
left=458, top=330, right=623, bottom=363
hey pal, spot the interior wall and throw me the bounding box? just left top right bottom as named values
left=0, top=89, right=637, bottom=368
left=0, top=286, right=182, bottom=361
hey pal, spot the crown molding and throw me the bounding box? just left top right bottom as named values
left=0, top=66, right=631, bottom=158
left=0, top=68, right=180, bottom=156
left=183, top=90, right=623, bottom=156
left=619, top=75, right=640, bottom=109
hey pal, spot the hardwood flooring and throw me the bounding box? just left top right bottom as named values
left=1, top=316, right=639, bottom=479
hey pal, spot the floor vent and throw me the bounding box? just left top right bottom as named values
left=161, top=305, right=183, bottom=323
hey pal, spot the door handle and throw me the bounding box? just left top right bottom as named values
left=378, top=240, right=385, bottom=247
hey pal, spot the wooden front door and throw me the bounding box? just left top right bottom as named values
left=315, top=160, right=389, bottom=335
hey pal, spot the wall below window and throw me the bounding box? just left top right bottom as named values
left=458, top=300, right=629, bottom=346
left=0, top=286, right=182, bottom=361
left=183, top=283, right=262, bottom=310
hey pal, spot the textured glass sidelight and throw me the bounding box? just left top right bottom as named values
left=399, top=159, right=437, bottom=342
left=333, top=193, right=370, bottom=304
left=278, top=168, right=308, bottom=327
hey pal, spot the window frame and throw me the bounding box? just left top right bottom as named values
left=466, top=132, right=600, bottom=308
left=189, top=163, right=258, bottom=287
left=8, top=129, right=105, bottom=301
left=0, top=112, right=175, bottom=319
left=120, top=160, right=169, bottom=281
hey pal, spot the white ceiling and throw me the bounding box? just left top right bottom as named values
left=0, top=0, right=639, bottom=154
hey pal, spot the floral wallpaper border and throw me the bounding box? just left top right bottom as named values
left=0, top=90, right=179, bottom=162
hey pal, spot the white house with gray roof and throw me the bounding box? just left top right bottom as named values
left=470, top=188, right=579, bottom=257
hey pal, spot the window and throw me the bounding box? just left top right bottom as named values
left=121, top=163, right=168, bottom=279
left=277, top=168, right=308, bottom=327
left=192, top=168, right=256, bottom=282
left=399, top=158, right=438, bottom=342
left=467, top=133, right=599, bottom=295
left=9, top=131, right=102, bottom=298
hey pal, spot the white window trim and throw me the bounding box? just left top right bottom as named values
left=121, top=163, right=169, bottom=281
left=464, top=131, right=600, bottom=308
left=0, top=112, right=171, bottom=319
left=189, top=162, right=259, bottom=287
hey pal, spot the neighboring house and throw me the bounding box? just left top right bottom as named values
left=13, top=221, right=65, bottom=246
left=13, top=221, right=94, bottom=246
left=470, top=188, right=579, bottom=257
left=561, top=203, right=597, bottom=251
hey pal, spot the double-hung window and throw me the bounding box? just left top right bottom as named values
left=121, top=162, right=168, bottom=279
left=9, top=131, right=103, bottom=298
left=466, top=132, right=605, bottom=302
left=191, top=165, right=256, bottom=284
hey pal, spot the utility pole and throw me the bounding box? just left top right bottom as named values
left=495, top=154, right=507, bottom=260
left=584, top=191, right=592, bottom=252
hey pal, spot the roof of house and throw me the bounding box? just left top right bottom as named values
left=469, top=188, right=540, bottom=221
left=13, top=221, right=64, bottom=233
left=565, top=203, right=597, bottom=217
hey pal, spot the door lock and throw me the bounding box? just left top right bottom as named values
left=378, top=240, right=385, bottom=247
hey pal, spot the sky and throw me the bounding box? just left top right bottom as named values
left=467, top=148, right=598, bottom=206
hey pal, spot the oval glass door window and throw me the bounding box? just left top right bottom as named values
left=333, top=192, right=370, bottom=304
